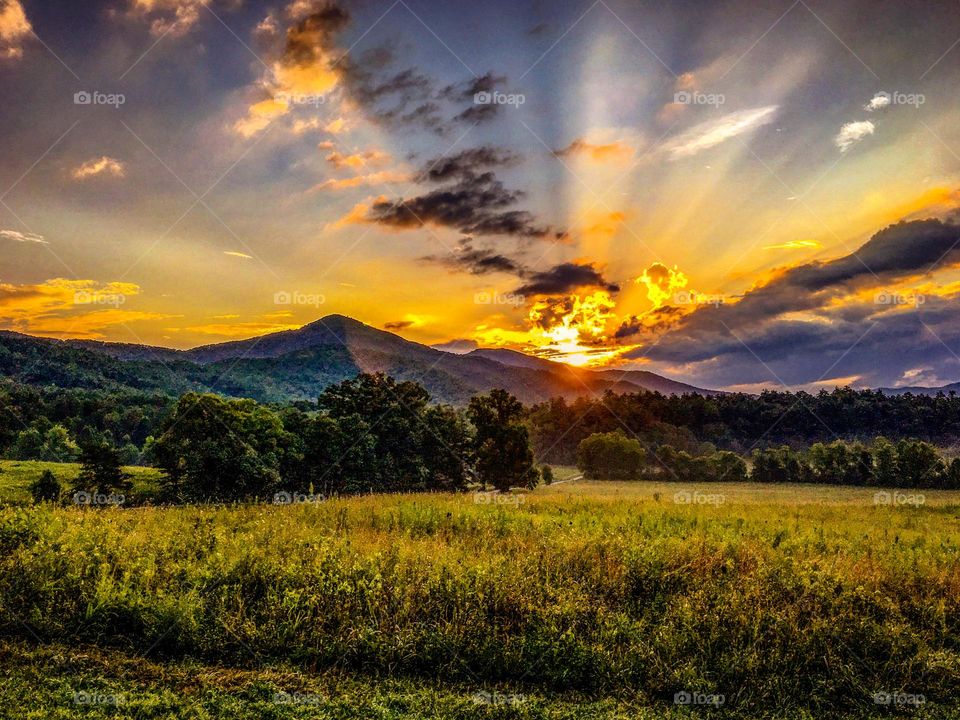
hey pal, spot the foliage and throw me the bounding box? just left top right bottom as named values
left=576, top=431, right=646, bottom=480
left=28, top=469, right=60, bottom=503
left=74, top=435, right=131, bottom=497
left=152, top=394, right=290, bottom=502
left=468, top=388, right=539, bottom=491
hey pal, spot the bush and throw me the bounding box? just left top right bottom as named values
left=29, top=470, right=61, bottom=503
left=576, top=432, right=646, bottom=480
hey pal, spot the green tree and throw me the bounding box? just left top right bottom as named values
left=468, top=389, right=538, bottom=491
left=40, top=425, right=79, bottom=462
left=74, top=436, right=130, bottom=497
left=576, top=432, right=646, bottom=480
left=29, top=469, right=61, bottom=503
left=153, top=394, right=290, bottom=502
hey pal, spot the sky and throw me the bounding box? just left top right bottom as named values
left=2, top=0, right=960, bottom=391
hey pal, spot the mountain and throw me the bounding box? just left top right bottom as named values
left=879, top=383, right=960, bottom=396
left=0, top=315, right=716, bottom=404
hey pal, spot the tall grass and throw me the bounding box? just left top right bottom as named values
left=0, top=481, right=958, bottom=716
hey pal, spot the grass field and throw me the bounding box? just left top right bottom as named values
left=0, top=460, right=163, bottom=504
left=0, top=465, right=958, bottom=718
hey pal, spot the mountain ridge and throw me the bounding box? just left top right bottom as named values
left=0, top=315, right=717, bottom=404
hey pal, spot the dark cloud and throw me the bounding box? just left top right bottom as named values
left=342, top=48, right=444, bottom=131
left=630, top=218, right=960, bottom=388
left=514, top=262, right=620, bottom=296
left=384, top=320, right=414, bottom=330
left=365, top=148, right=557, bottom=239
left=419, top=147, right=520, bottom=183
left=422, top=237, right=525, bottom=276
left=442, top=73, right=509, bottom=124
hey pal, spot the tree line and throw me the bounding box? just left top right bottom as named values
left=23, top=374, right=544, bottom=504
left=576, top=431, right=960, bottom=489
left=528, top=388, right=960, bottom=464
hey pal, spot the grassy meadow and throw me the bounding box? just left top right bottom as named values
left=0, top=464, right=958, bottom=718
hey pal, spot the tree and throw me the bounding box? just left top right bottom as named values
left=153, top=394, right=291, bottom=502
left=468, top=389, right=538, bottom=491
left=74, top=436, right=130, bottom=496
left=540, top=465, right=554, bottom=485
left=576, top=432, right=646, bottom=480
left=29, top=469, right=61, bottom=503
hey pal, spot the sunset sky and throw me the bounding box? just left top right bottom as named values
left=2, top=0, right=960, bottom=390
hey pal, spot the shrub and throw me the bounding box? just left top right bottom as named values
left=577, top=432, right=646, bottom=480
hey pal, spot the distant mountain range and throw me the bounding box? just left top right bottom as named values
left=0, top=314, right=715, bottom=404
left=879, top=383, right=960, bottom=397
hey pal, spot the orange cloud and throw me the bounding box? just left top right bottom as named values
left=71, top=156, right=126, bottom=180
left=0, top=0, right=31, bottom=60
left=0, top=278, right=170, bottom=339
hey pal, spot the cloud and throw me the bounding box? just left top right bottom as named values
left=71, top=156, right=126, bottom=180
left=235, top=1, right=348, bottom=136
left=325, top=148, right=390, bottom=170
left=835, top=121, right=875, bottom=152
left=0, top=229, right=47, bottom=244
left=629, top=218, right=960, bottom=387
left=554, top=135, right=638, bottom=164
left=418, top=147, right=520, bottom=183
left=0, top=278, right=169, bottom=339
left=127, top=0, right=214, bottom=38
left=763, top=240, right=821, bottom=250
left=383, top=319, right=413, bottom=330
left=349, top=147, right=559, bottom=240
left=432, top=338, right=479, bottom=354
left=421, top=236, right=525, bottom=276
left=865, top=92, right=891, bottom=112
left=637, top=263, right=689, bottom=308
left=663, top=106, right=778, bottom=159
left=442, top=72, right=509, bottom=124
left=0, top=0, right=31, bottom=60
left=311, top=169, right=408, bottom=192
left=223, top=251, right=253, bottom=259
left=514, top=262, right=619, bottom=297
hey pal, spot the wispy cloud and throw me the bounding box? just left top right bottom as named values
left=223, top=251, right=253, bottom=259
left=663, top=106, right=778, bottom=159
left=0, top=229, right=47, bottom=244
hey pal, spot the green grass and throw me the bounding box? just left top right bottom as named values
left=0, top=470, right=958, bottom=718
left=0, top=460, right=163, bottom=503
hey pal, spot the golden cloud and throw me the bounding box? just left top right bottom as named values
left=71, top=156, right=126, bottom=180
left=0, top=278, right=170, bottom=339
left=0, top=0, right=31, bottom=60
